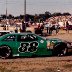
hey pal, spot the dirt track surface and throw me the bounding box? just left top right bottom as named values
left=0, top=56, right=72, bottom=72
left=46, top=30, right=72, bottom=42
left=0, top=30, right=72, bottom=72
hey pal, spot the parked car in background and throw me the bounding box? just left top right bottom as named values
left=0, top=30, right=14, bottom=36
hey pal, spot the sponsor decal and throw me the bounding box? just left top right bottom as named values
left=40, top=40, right=44, bottom=43
left=13, top=54, right=19, bottom=56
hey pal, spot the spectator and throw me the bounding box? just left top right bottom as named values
left=35, top=24, right=40, bottom=34
left=45, top=23, right=48, bottom=33
left=45, top=22, right=53, bottom=35
left=45, top=23, right=50, bottom=34
left=55, top=23, right=59, bottom=34
left=38, top=24, right=40, bottom=29
left=15, top=27, right=18, bottom=33
left=37, top=24, right=43, bottom=35
left=48, top=23, right=53, bottom=35
left=40, top=24, right=44, bottom=35
left=66, top=21, right=69, bottom=33
left=22, top=21, right=26, bottom=32
left=3, top=25, right=6, bottom=30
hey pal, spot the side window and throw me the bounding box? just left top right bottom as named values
left=27, top=34, right=38, bottom=41
left=17, top=34, right=38, bottom=42
left=3, top=35, right=16, bottom=41
left=17, top=35, right=27, bottom=42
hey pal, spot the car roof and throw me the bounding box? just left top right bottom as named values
left=7, top=33, right=44, bottom=39
left=6, top=32, right=34, bottom=35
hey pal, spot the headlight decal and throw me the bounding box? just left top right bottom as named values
left=47, top=41, right=55, bottom=49
left=40, top=40, right=44, bottom=43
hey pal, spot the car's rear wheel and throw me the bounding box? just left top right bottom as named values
left=57, top=47, right=67, bottom=56
left=0, top=46, right=11, bottom=59
left=53, top=43, right=68, bottom=56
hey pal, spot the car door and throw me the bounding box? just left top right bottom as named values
left=16, top=34, right=39, bottom=57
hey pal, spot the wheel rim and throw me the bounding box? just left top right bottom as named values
left=58, top=48, right=67, bottom=56
left=62, top=48, right=67, bottom=55
left=0, top=46, right=11, bottom=58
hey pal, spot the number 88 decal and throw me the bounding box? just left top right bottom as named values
left=19, top=43, right=29, bottom=52
left=18, top=42, right=38, bottom=52
left=28, top=42, right=38, bottom=52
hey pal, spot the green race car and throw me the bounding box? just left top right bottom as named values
left=0, top=33, right=70, bottom=58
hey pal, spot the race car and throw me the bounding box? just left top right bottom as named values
left=0, top=33, right=71, bottom=58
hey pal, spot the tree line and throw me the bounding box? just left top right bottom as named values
left=0, top=11, right=71, bottom=22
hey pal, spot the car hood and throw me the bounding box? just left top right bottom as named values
left=46, top=38, right=62, bottom=43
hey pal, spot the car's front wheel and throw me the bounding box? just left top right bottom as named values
left=0, top=46, right=11, bottom=59
left=53, top=43, right=68, bottom=56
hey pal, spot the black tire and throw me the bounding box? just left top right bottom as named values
left=0, top=46, right=11, bottom=59
left=53, top=43, right=68, bottom=56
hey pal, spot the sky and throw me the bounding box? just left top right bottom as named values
left=0, top=0, right=72, bottom=16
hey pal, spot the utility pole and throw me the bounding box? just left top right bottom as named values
left=22, top=0, right=26, bottom=32
left=24, top=0, right=26, bottom=31
left=6, top=0, right=7, bottom=24
left=5, top=0, right=8, bottom=30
